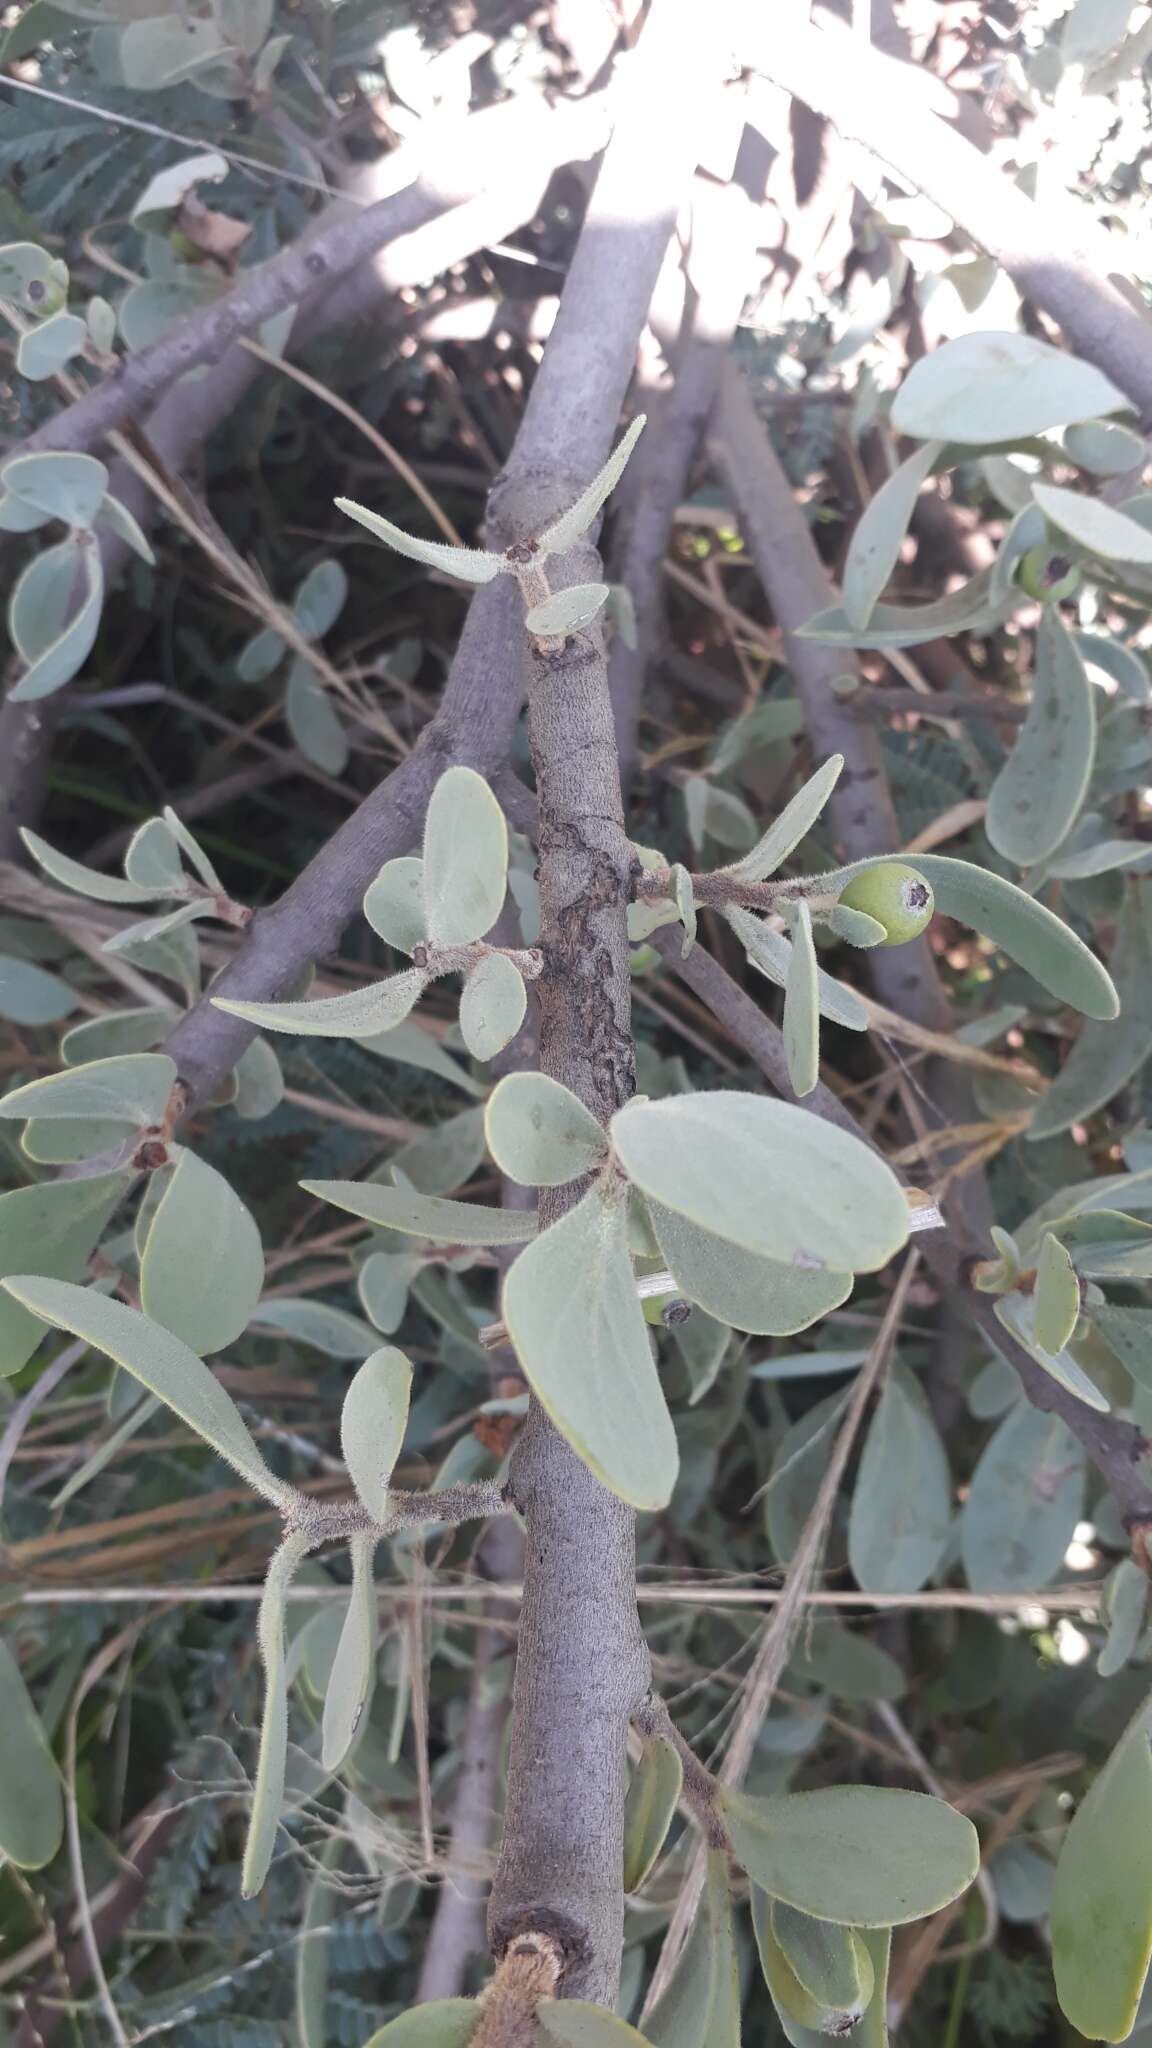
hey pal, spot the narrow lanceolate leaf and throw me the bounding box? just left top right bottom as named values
left=623, top=1732, right=683, bottom=1891
left=0, top=1277, right=288, bottom=1503
left=363, top=856, right=427, bottom=954
left=831, top=853, right=1118, bottom=1019
left=721, top=754, right=843, bottom=884
left=0, top=1051, right=176, bottom=1126
left=213, top=968, right=425, bottom=1038
left=321, top=1533, right=378, bottom=1771
left=1051, top=1692, right=1152, bottom=2041
left=726, top=908, right=868, bottom=1031
left=798, top=568, right=1015, bottom=649
left=422, top=766, right=508, bottom=947
left=649, top=1199, right=852, bottom=1336
left=1034, top=1233, right=1082, bottom=1354
left=720, top=1785, right=979, bottom=1927
left=0, top=1640, right=63, bottom=1869
left=848, top=1366, right=951, bottom=1594
left=645, top=1848, right=740, bottom=2048
left=335, top=497, right=503, bottom=582
left=161, top=806, right=222, bottom=890
left=1029, top=883, right=1152, bottom=1138
left=19, top=827, right=166, bottom=904
left=242, top=1529, right=312, bottom=1897
left=502, top=1182, right=678, bottom=1510
left=783, top=900, right=820, bottom=1097
left=459, top=952, right=526, bottom=1061
left=250, top=1299, right=380, bottom=1359
left=1099, top=1560, right=1148, bottom=1679
left=890, top=331, right=1129, bottom=444
left=140, top=1149, right=264, bottom=1356
left=993, top=1291, right=1107, bottom=1410
left=843, top=440, right=943, bottom=630
left=524, top=582, right=611, bottom=636
left=104, top=901, right=209, bottom=952
left=340, top=1345, right=412, bottom=1521
left=961, top=1401, right=1085, bottom=1593
left=1033, top=481, right=1152, bottom=564
left=611, top=1093, right=909, bottom=1275
left=986, top=610, right=1095, bottom=867
left=537, top=414, right=646, bottom=555
left=300, top=1180, right=537, bottom=1245
left=484, top=1071, right=609, bottom=1186
left=0, top=1173, right=131, bottom=1377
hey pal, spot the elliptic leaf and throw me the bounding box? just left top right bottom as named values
left=770, top=1899, right=873, bottom=2014
left=250, top=1299, right=380, bottom=1360
left=623, top=1732, right=683, bottom=1892
left=213, top=968, right=426, bottom=1039
left=891, top=332, right=1129, bottom=444
left=0, top=1641, right=62, bottom=1870
left=538, top=2003, right=652, bottom=2045
left=1034, top=1232, right=1082, bottom=1354
left=536, top=415, right=646, bottom=555
left=720, top=1785, right=979, bottom=1926
left=232, top=1035, right=284, bottom=1120
left=783, top=900, right=820, bottom=1097
left=422, top=766, right=507, bottom=947
left=242, top=1529, right=311, bottom=1896
left=1051, top=1693, right=1152, bottom=2042
left=610, top=1093, right=909, bottom=1275
left=17, top=310, right=88, bottom=381
left=0, top=1172, right=130, bottom=1376
left=524, top=582, right=610, bottom=636
left=848, top=1366, right=951, bottom=1594
left=1090, top=1305, right=1152, bottom=1393
left=293, top=558, right=348, bottom=641
left=124, top=816, right=183, bottom=890
left=1033, top=480, right=1152, bottom=564
left=484, top=1072, right=608, bottom=1187
left=842, top=440, right=942, bottom=630
left=993, top=1291, right=1107, bottom=1410
left=0, top=956, right=79, bottom=1025
left=285, top=663, right=348, bottom=776
left=644, top=1848, right=741, bottom=2048
left=98, top=492, right=155, bottom=563
left=360, top=2006, right=479, bottom=2046
left=389, top=1106, right=486, bottom=1196
left=649, top=1199, right=852, bottom=1336
left=753, top=1888, right=871, bottom=2036
left=961, top=1401, right=1085, bottom=1592
left=357, top=1252, right=418, bottom=1336
left=300, top=1180, right=536, bottom=1245
left=335, top=497, right=502, bottom=583
left=341, top=1345, right=412, bottom=1521
left=501, top=1183, right=678, bottom=1510
left=8, top=536, right=104, bottom=701
left=363, top=857, right=427, bottom=954
left=1029, top=884, right=1152, bottom=1138
left=1065, top=419, right=1148, bottom=476
left=721, top=755, right=844, bottom=884
left=986, top=610, right=1095, bottom=867
left=2, top=451, right=108, bottom=527
left=1099, top=1560, right=1148, bottom=1679
left=321, top=1533, right=377, bottom=1771
left=459, top=952, right=526, bottom=1062
left=0, top=1276, right=287, bottom=1501
left=0, top=1051, right=176, bottom=1126
left=140, top=1148, right=265, bottom=1355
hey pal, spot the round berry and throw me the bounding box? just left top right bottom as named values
left=837, top=862, right=934, bottom=947
left=1015, top=546, right=1081, bottom=603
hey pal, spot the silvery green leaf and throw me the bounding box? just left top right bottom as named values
left=770, top=1900, right=874, bottom=2017
left=213, top=967, right=426, bottom=1038
left=1075, top=631, right=1150, bottom=701
left=753, top=1887, right=872, bottom=2036
left=358, top=2006, right=480, bottom=2045
left=105, top=901, right=208, bottom=952
left=459, top=952, right=526, bottom=1061
left=989, top=501, right=1047, bottom=605
left=0, top=955, right=79, bottom=1024
left=537, top=2001, right=651, bottom=2045
left=293, top=558, right=348, bottom=641
left=237, top=624, right=286, bottom=681
left=1098, top=1559, right=1147, bottom=1677
left=357, top=1250, right=418, bottom=1335
left=993, top=1290, right=1107, bottom=1409
left=232, top=1035, right=284, bottom=1119
left=670, top=864, right=696, bottom=956
left=751, top=1346, right=869, bottom=1381
left=0, top=1173, right=131, bottom=1377
left=1033, top=481, right=1152, bottom=564
left=335, top=497, right=502, bottom=582
left=124, top=816, right=183, bottom=890
left=130, top=150, right=228, bottom=223
left=321, top=1533, right=377, bottom=1771
left=107, top=915, right=199, bottom=1004
left=524, top=582, right=611, bottom=636
left=961, top=1401, right=1085, bottom=1592
left=644, top=1847, right=741, bottom=2048
left=536, top=415, right=646, bottom=555
left=286, top=661, right=348, bottom=776
left=981, top=455, right=1036, bottom=514
left=1089, top=1305, right=1152, bottom=1392
left=299, top=1181, right=536, bottom=1245
left=250, top=1299, right=380, bottom=1359
left=986, top=609, right=1095, bottom=867
left=0, top=1276, right=288, bottom=1500
left=720, top=1784, right=978, bottom=1926
left=1051, top=1693, right=1152, bottom=2041
left=725, top=908, right=868, bottom=1031
left=799, top=567, right=1016, bottom=649
left=484, top=1071, right=608, bottom=1186
left=139, top=1148, right=264, bottom=1355
left=96, top=492, right=155, bottom=563
left=50, top=1390, right=162, bottom=1512
left=0, top=1050, right=176, bottom=1125
left=721, top=755, right=844, bottom=883
left=829, top=853, right=1118, bottom=1018
left=1046, top=838, right=1152, bottom=879
left=502, top=1182, right=678, bottom=1510
left=20, top=1113, right=130, bottom=1164
left=389, top=1105, right=486, bottom=1195
left=0, top=242, right=69, bottom=317
left=242, top=1529, right=311, bottom=1896
left=784, top=900, right=820, bottom=1098
left=890, top=332, right=1129, bottom=443
left=8, top=537, right=103, bottom=701
left=161, top=806, right=222, bottom=890
left=1033, top=1233, right=1082, bottom=1354
left=843, top=440, right=942, bottom=629
left=363, top=857, right=427, bottom=955
left=622, top=1731, right=683, bottom=1892
left=17, top=310, right=88, bottom=380
left=1061, top=0, right=1133, bottom=61
left=611, top=1092, right=909, bottom=1274
left=1030, top=887, right=1152, bottom=1138
left=2, top=451, right=108, bottom=527
left=1064, top=419, right=1147, bottom=475
left=0, top=491, right=49, bottom=532
left=356, top=1016, right=482, bottom=1096
left=848, top=1365, right=951, bottom=1594
left=0, top=1640, right=62, bottom=1870
left=826, top=903, right=886, bottom=947
left=20, top=827, right=166, bottom=906
left=341, top=1345, right=412, bottom=1520
left=121, top=11, right=231, bottom=87
left=422, top=766, right=507, bottom=947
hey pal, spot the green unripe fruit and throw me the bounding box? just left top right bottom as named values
left=837, top=862, right=934, bottom=947
left=1016, top=546, right=1081, bottom=603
